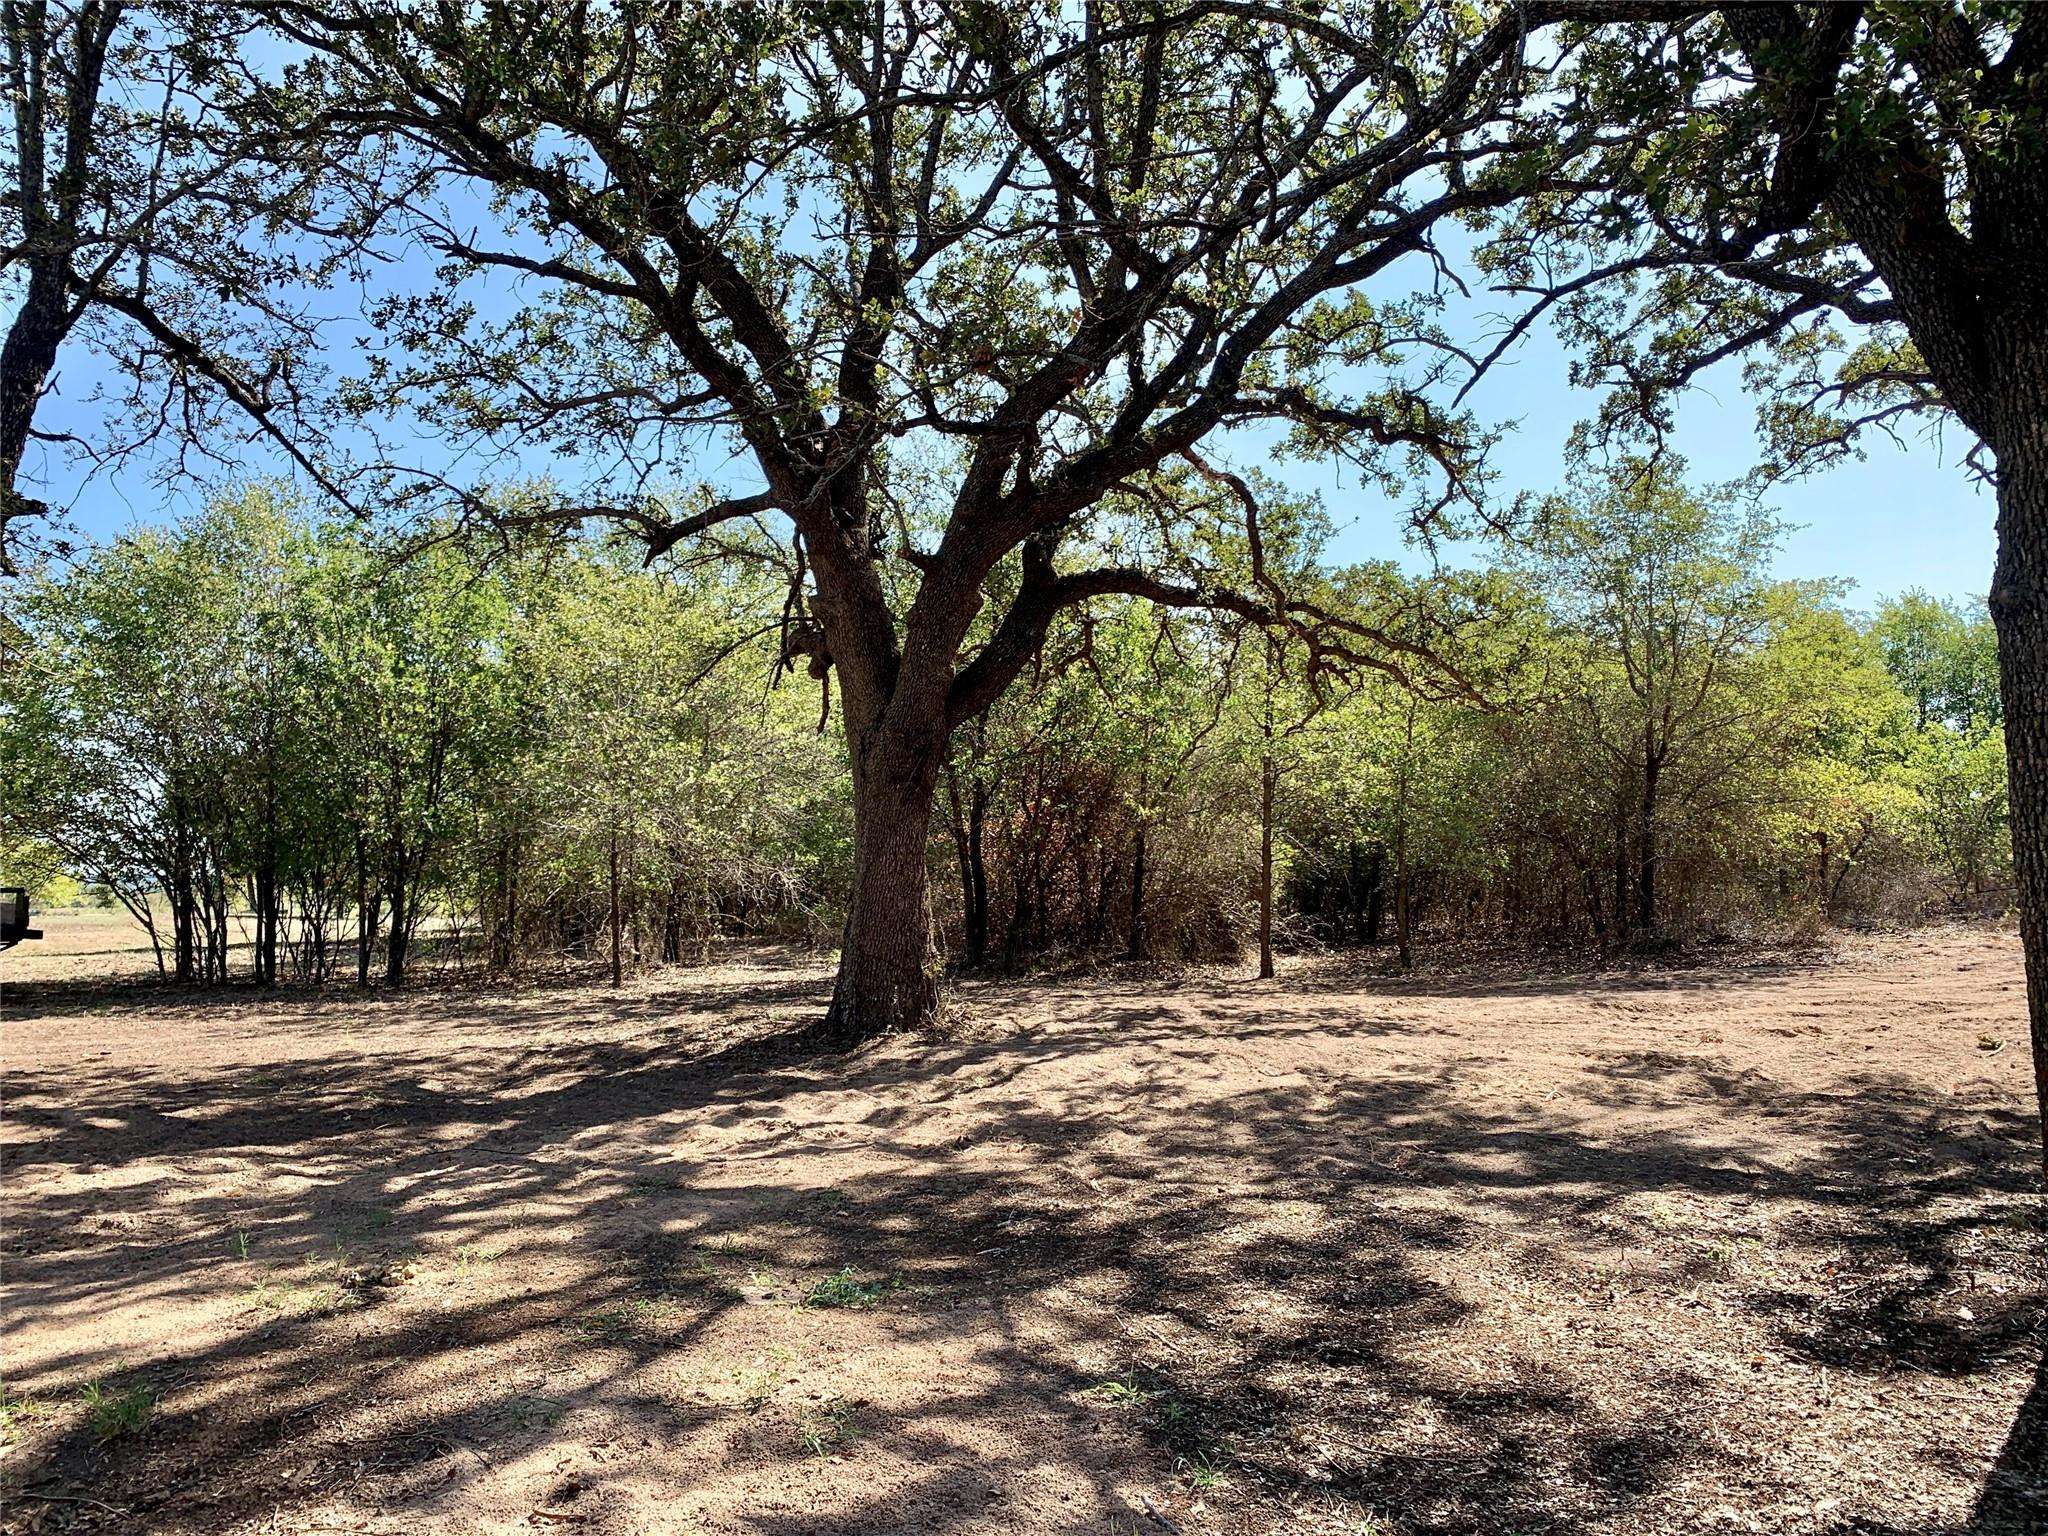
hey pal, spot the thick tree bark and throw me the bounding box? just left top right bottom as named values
left=1988, top=427, right=2048, bottom=1175
left=820, top=738, right=942, bottom=1046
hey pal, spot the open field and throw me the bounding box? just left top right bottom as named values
left=1, top=919, right=2044, bottom=1535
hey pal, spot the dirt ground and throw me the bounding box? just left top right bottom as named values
left=2, top=912, right=2043, bottom=1535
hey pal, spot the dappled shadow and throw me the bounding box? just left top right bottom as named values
left=1, top=942, right=2042, bottom=1533
left=1968, top=1343, right=2048, bottom=1534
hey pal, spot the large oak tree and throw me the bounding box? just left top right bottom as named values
left=255, top=0, right=1642, bottom=1039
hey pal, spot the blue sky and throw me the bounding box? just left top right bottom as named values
left=19, top=242, right=1994, bottom=610
left=1287, top=318, right=1994, bottom=611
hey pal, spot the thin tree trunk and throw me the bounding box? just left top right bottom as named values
left=1394, top=702, right=1415, bottom=971
left=1258, top=749, right=1276, bottom=979
left=608, top=825, right=623, bottom=990
left=1127, top=818, right=1149, bottom=962
left=1258, top=648, right=1277, bottom=979
left=966, top=783, right=988, bottom=967
left=1365, top=844, right=1385, bottom=944
left=944, top=762, right=990, bottom=970
left=1612, top=798, right=1631, bottom=941
left=492, top=835, right=517, bottom=973
left=1636, top=748, right=1660, bottom=935
left=385, top=863, right=409, bottom=986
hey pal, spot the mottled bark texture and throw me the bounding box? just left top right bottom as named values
left=820, top=716, right=944, bottom=1045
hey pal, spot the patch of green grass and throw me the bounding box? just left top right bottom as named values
left=453, top=1243, right=505, bottom=1277
left=0, top=1384, right=51, bottom=1443
left=245, top=1264, right=359, bottom=1318
left=731, top=1363, right=774, bottom=1411
left=501, top=1393, right=565, bottom=1430
left=79, top=1382, right=155, bottom=1442
left=1177, top=1449, right=1229, bottom=1490
left=1083, top=1371, right=1159, bottom=1408
left=796, top=1394, right=857, bottom=1457
left=673, top=1257, right=742, bottom=1300
left=1641, top=1198, right=1690, bottom=1235
left=577, top=1296, right=688, bottom=1340
left=801, top=1267, right=897, bottom=1310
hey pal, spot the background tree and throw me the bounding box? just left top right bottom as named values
left=1, top=0, right=360, bottom=572
left=1514, top=462, right=1823, bottom=939
left=1494, top=0, right=2048, bottom=1157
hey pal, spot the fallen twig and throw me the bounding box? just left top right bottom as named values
left=1140, top=1493, right=1185, bottom=1534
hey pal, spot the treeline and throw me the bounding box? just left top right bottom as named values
left=0, top=488, right=848, bottom=984
left=0, top=469, right=2010, bottom=985
left=955, top=470, right=2009, bottom=965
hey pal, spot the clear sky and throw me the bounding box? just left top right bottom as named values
left=20, top=246, right=1996, bottom=610
left=1275, top=307, right=1995, bottom=611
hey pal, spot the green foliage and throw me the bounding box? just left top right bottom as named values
left=0, top=836, right=72, bottom=904
left=1, top=484, right=848, bottom=982
left=1873, top=592, right=2001, bottom=733
left=2, top=463, right=2007, bottom=981
left=79, top=1381, right=155, bottom=1442
left=801, top=1268, right=896, bottom=1310
left=796, top=1394, right=858, bottom=1457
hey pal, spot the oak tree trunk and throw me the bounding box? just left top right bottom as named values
left=1988, top=423, right=2048, bottom=1173
left=820, top=742, right=941, bottom=1046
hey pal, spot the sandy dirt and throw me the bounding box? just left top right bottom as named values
left=1, top=913, right=2043, bottom=1534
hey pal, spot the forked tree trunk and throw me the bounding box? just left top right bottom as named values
left=820, top=741, right=942, bottom=1046
left=1988, top=423, right=2048, bottom=1174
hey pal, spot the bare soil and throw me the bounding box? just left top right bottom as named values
left=1, top=913, right=2043, bottom=1535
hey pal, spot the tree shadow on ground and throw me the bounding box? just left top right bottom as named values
left=1, top=954, right=2042, bottom=1534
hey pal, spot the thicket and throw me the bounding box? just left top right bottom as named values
left=0, top=465, right=2008, bottom=985
left=0, top=487, right=848, bottom=984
